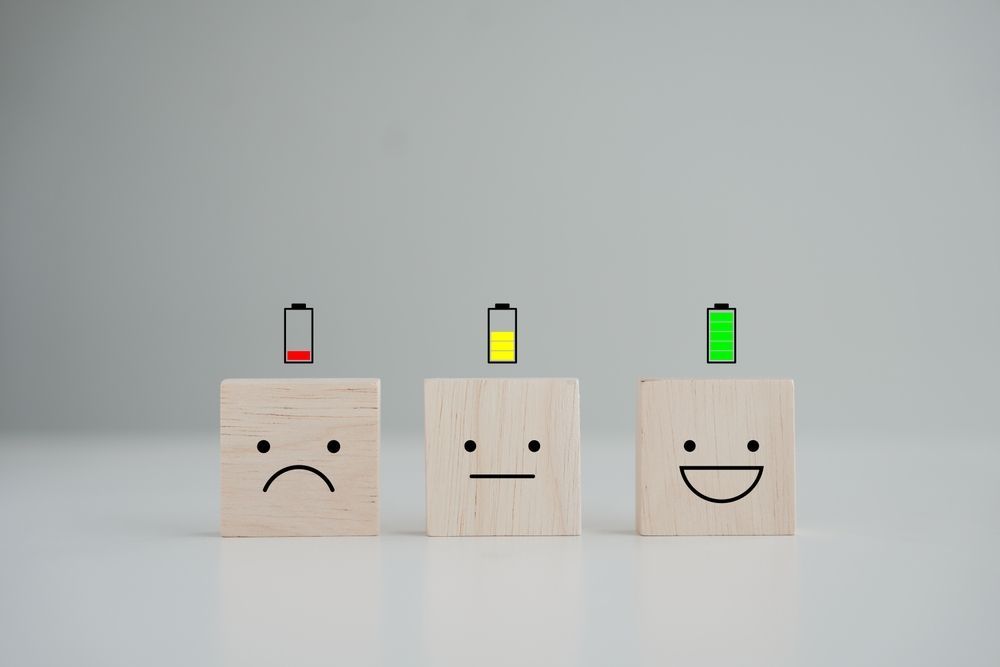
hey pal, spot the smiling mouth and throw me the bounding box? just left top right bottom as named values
left=470, top=474, right=535, bottom=479
left=679, top=466, right=763, bottom=503
left=263, top=465, right=335, bottom=492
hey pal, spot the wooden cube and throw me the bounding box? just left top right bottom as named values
left=220, top=379, right=379, bottom=536
left=424, top=378, right=581, bottom=536
left=636, top=379, right=795, bottom=535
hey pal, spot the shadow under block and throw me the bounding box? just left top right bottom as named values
left=424, top=378, right=581, bottom=536
left=220, top=379, right=380, bottom=537
left=636, top=379, right=795, bottom=536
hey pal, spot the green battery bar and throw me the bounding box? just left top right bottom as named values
left=707, top=303, right=736, bottom=363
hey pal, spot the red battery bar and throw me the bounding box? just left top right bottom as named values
left=284, top=303, right=313, bottom=364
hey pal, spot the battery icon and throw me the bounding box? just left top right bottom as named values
left=707, top=303, right=736, bottom=363
left=284, top=303, right=314, bottom=364
left=488, top=303, right=517, bottom=364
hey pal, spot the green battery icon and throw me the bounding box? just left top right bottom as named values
left=707, top=303, right=736, bottom=363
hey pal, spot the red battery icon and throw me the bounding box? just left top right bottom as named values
left=284, top=303, right=313, bottom=363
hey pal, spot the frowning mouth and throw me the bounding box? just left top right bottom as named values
left=470, top=474, right=535, bottom=479
left=263, top=465, right=335, bottom=492
left=679, top=466, right=762, bottom=504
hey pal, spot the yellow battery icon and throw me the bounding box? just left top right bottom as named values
left=488, top=303, right=517, bottom=364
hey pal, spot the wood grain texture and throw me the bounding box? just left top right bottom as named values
left=636, top=379, right=795, bottom=536
left=220, top=379, right=379, bottom=537
left=425, top=379, right=581, bottom=536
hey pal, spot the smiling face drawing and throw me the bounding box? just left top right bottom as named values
left=636, top=379, right=795, bottom=536
left=678, top=438, right=764, bottom=503
left=425, top=379, right=581, bottom=536
left=220, top=379, right=380, bottom=537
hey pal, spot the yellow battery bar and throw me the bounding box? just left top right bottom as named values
left=487, top=303, right=517, bottom=364
left=489, top=330, right=516, bottom=362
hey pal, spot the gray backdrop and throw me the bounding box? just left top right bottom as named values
left=2, top=0, right=998, bottom=436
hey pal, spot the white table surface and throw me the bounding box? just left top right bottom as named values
left=1, top=432, right=996, bottom=666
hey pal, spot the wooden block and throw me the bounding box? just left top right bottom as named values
left=636, top=379, right=795, bottom=536
left=220, top=379, right=379, bottom=536
left=424, top=378, right=581, bottom=536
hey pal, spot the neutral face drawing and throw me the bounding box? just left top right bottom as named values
left=464, top=438, right=540, bottom=479
left=636, top=379, right=795, bottom=536
left=220, top=379, right=380, bottom=537
left=424, top=379, right=581, bottom=536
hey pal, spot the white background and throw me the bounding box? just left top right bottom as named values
left=2, top=432, right=996, bottom=665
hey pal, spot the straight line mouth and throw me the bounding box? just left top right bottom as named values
left=470, top=474, right=536, bottom=479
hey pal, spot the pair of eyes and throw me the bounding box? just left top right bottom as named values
left=463, top=439, right=541, bottom=453
left=256, top=439, right=341, bottom=454
left=684, top=439, right=759, bottom=452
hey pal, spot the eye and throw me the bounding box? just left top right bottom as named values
left=528, top=440, right=541, bottom=452
left=747, top=439, right=759, bottom=452
left=683, top=440, right=696, bottom=452
left=327, top=440, right=341, bottom=453
left=257, top=440, right=270, bottom=453
left=464, top=440, right=477, bottom=452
